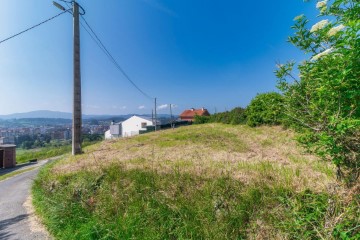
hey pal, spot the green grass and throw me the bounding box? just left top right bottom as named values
left=33, top=163, right=359, bottom=239
left=16, top=141, right=100, bottom=164
left=32, top=124, right=359, bottom=239
left=17, top=145, right=71, bottom=164
left=153, top=125, right=248, bottom=152
left=0, top=167, right=36, bottom=181
left=260, top=138, right=274, bottom=147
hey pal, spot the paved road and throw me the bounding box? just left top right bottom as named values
left=0, top=160, right=51, bottom=240
left=0, top=162, right=39, bottom=176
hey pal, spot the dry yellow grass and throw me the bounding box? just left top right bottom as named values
left=52, top=124, right=336, bottom=192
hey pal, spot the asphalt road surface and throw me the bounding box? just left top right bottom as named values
left=0, top=160, right=51, bottom=240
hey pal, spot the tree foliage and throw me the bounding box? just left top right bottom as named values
left=82, top=134, right=104, bottom=142
left=276, top=0, right=360, bottom=185
left=194, top=107, right=247, bottom=125
left=245, top=92, right=285, bottom=127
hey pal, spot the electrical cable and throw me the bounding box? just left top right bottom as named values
left=0, top=10, right=69, bottom=45
left=80, top=16, right=154, bottom=100
left=62, top=1, right=154, bottom=100
left=79, top=22, right=117, bottom=68
left=2, top=0, right=155, bottom=101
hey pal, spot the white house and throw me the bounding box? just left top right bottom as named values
left=104, top=116, right=154, bottom=139
left=122, top=116, right=154, bottom=137
left=104, top=121, right=122, bottom=140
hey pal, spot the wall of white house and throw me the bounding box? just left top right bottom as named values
left=121, top=116, right=153, bottom=137
left=104, top=130, right=112, bottom=140
left=110, top=124, right=121, bottom=135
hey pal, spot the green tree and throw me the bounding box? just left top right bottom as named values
left=194, top=107, right=247, bottom=125
left=276, top=0, right=360, bottom=185
left=21, top=141, right=33, bottom=149
left=34, top=139, right=44, bottom=148
left=230, top=107, right=247, bottom=125
left=82, top=134, right=104, bottom=142
left=246, top=92, right=284, bottom=127
left=194, top=115, right=211, bottom=124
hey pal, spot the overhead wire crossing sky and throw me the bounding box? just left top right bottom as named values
left=79, top=15, right=155, bottom=101
left=0, top=0, right=317, bottom=115
left=0, top=10, right=69, bottom=45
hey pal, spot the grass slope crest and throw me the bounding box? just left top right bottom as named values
left=33, top=124, right=359, bottom=239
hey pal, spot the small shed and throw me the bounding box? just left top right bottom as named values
left=0, top=144, right=16, bottom=168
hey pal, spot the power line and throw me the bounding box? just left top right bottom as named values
left=79, top=22, right=121, bottom=79
left=62, top=2, right=154, bottom=100
left=79, top=16, right=154, bottom=100
left=4, top=0, right=155, bottom=102
left=0, top=10, right=69, bottom=45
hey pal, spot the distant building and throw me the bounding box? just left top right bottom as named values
left=64, top=129, right=71, bottom=140
left=90, top=126, right=108, bottom=135
left=105, top=116, right=155, bottom=139
left=105, top=121, right=122, bottom=139
left=122, top=116, right=154, bottom=137
left=179, top=108, right=210, bottom=122
left=33, top=128, right=41, bottom=135
left=0, top=144, right=16, bottom=168
left=0, top=137, right=15, bottom=145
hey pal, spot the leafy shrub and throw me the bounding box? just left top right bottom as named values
left=193, top=115, right=211, bottom=124
left=230, top=107, right=247, bottom=125
left=194, top=107, right=247, bottom=125
left=246, top=92, right=284, bottom=127
left=276, top=0, right=360, bottom=185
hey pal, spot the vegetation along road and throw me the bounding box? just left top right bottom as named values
left=0, top=160, right=51, bottom=240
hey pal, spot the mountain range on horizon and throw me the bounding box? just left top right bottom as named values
left=0, top=110, right=172, bottom=120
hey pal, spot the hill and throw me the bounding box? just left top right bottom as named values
left=0, top=110, right=172, bottom=120
left=33, top=124, right=359, bottom=239
left=0, top=110, right=73, bottom=119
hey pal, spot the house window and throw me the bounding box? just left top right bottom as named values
left=141, top=122, right=147, bottom=128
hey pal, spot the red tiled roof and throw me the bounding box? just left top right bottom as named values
left=180, top=108, right=210, bottom=118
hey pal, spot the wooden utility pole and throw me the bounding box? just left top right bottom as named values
left=169, top=104, right=174, bottom=129
left=72, top=1, right=82, bottom=155
left=154, top=98, right=157, bottom=131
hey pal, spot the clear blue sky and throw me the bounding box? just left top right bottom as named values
left=0, top=0, right=318, bottom=115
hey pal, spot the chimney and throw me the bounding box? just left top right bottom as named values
left=191, top=108, right=195, bottom=111
left=202, top=107, right=205, bottom=111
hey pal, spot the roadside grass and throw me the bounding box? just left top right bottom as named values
left=17, top=145, right=71, bottom=164
left=16, top=141, right=99, bottom=164
left=0, top=167, right=36, bottom=181
left=33, top=124, right=360, bottom=239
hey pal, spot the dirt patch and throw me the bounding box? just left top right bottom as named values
left=23, top=195, right=52, bottom=239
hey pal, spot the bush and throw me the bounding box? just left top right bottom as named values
left=276, top=0, right=360, bottom=185
left=246, top=92, right=284, bottom=127
left=230, top=107, right=247, bottom=125
left=193, top=115, right=211, bottom=124
left=194, top=107, right=247, bottom=125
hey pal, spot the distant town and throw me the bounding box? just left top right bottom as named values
left=0, top=109, right=211, bottom=149
left=0, top=117, right=109, bottom=149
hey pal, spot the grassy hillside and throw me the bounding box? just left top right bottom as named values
left=16, top=141, right=100, bottom=164
left=33, top=124, right=359, bottom=239
left=16, top=145, right=72, bottom=164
